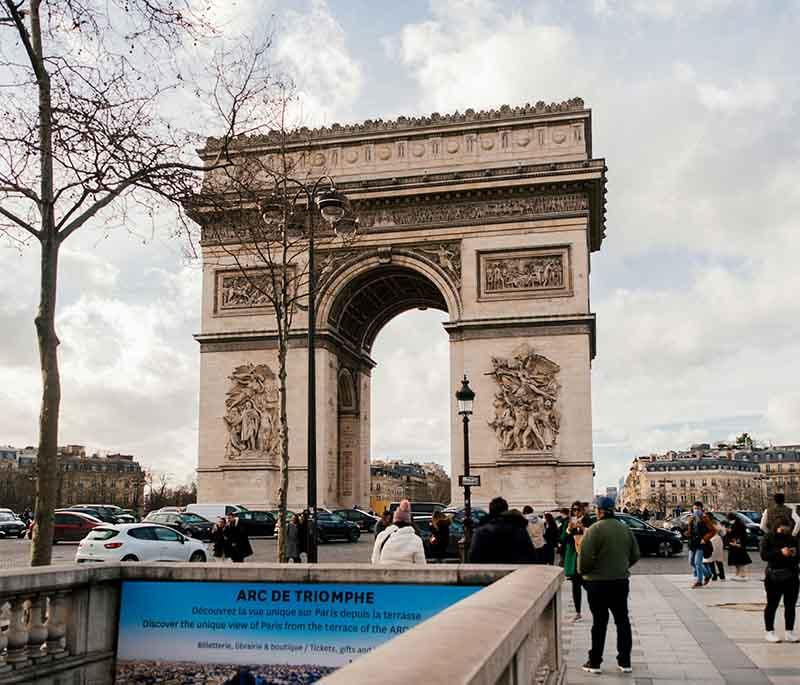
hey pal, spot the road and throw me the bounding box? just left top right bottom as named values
left=0, top=537, right=766, bottom=576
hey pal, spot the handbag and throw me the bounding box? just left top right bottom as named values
left=702, top=541, right=713, bottom=558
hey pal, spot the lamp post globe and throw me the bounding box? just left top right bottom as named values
left=456, top=375, right=475, bottom=415
left=316, top=186, right=346, bottom=224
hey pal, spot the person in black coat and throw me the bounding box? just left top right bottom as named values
left=223, top=512, right=253, bottom=563
left=429, top=510, right=451, bottom=561
left=468, top=497, right=535, bottom=564
left=726, top=513, right=752, bottom=580
left=211, top=517, right=227, bottom=561
left=760, top=521, right=799, bottom=642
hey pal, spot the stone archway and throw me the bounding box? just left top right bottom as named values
left=194, top=98, right=607, bottom=510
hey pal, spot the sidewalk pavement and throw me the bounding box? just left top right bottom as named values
left=561, top=574, right=800, bottom=685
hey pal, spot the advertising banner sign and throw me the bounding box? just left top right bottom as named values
left=115, top=580, right=480, bottom=684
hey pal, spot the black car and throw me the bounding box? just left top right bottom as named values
left=235, top=510, right=277, bottom=537
left=332, top=508, right=378, bottom=533
left=415, top=516, right=464, bottom=560
left=0, top=511, right=27, bottom=539
left=316, top=512, right=360, bottom=543
left=59, top=506, right=118, bottom=524
left=613, top=513, right=683, bottom=557
left=144, top=511, right=214, bottom=541
left=441, top=506, right=490, bottom=527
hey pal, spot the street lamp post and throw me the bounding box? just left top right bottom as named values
left=261, top=176, right=356, bottom=564
left=455, top=375, right=475, bottom=554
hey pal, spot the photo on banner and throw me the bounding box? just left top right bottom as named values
left=115, top=580, right=480, bottom=684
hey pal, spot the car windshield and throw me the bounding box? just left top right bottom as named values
left=86, top=529, right=118, bottom=540
left=739, top=511, right=761, bottom=523
left=0, top=513, right=15, bottom=521
left=182, top=514, right=209, bottom=523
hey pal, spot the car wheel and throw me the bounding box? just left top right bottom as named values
left=657, top=541, right=671, bottom=557
left=189, top=551, right=206, bottom=563
left=121, top=554, right=139, bottom=562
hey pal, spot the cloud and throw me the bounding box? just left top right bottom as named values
left=592, top=0, right=736, bottom=20
left=274, top=0, right=364, bottom=125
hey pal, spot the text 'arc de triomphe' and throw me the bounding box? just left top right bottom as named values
left=194, top=98, right=607, bottom=511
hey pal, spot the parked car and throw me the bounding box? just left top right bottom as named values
left=389, top=501, right=446, bottom=516
left=63, top=504, right=125, bottom=523
left=332, top=508, right=378, bottom=533
left=75, top=524, right=208, bottom=563
left=184, top=503, right=248, bottom=520
left=268, top=509, right=296, bottom=521
left=235, top=510, right=277, bottom=537
left=144, top=511, right=214, bottom=541
left=316, top=512, right=360, bottom=543
left=415, top=515, right=464, bottom=560
left=737, top=510, right=762, bottom=525
left=442, top=506, right=489, bottom=527
left=618, top=513, right=683, bottom=556
left=35, top=510, right=104, bottom=543
left=0, top=511, right=27, bottom=539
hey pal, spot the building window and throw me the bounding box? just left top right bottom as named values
left=702, top=480, right=707, bottom=487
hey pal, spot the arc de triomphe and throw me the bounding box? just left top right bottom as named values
left=193, top=98, right=607, bottom=510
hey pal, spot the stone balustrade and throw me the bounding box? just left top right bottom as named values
left=0, top=563, right=562, bottom=685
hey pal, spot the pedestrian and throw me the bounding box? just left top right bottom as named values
left=542, top=512, right=559, bottom=565
left=211, top=516, right=227, bottom=562
left=428, top=510, right=451, bottom=561
left=760, top=493, right=800, bottom=536
left=556, top=507, right=570, bottom=567
left=374, top=510, right=393, bottom=538
left=563, top=501, right=591, bottom=621
left=371, top=499, right=426, bottom=564
left=468, top=496, right=535, bottom=564
left=298, top=510, right=309, bottom=560
left=286, top=514, right=302, bottom=563
left=760, top=518, right=799, bottom=643
left=641, top=508, right=650, bottom=522
left=727, top=512, right=752, bottom=581
left=703, top=524, right=726, bottom=581
left=223, top=512, right=253, bottom=563
left=687, top=501, right=716, bottom=588
left=522, top=505, right=545, bottom=563
left=579, top=496, right=640, bottom=675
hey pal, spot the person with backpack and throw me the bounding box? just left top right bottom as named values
left=468, top=497, right=535, bottom=564
left=760, top=493, right=800, bottom=536
left=687, top=501, right=716, bottom=588
left=760, top=518, right=799, bottom=643
left=371, top=499, right=426, bottom=564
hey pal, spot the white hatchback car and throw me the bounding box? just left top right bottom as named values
left=75, top=523, right=209, bottom=563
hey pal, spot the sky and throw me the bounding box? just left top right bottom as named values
left=1, top=0, right=799, bottom=493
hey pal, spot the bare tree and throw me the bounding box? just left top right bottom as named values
left=1, top=1, right=277, bottom=565
left=191, top=95, right=360, bottom=561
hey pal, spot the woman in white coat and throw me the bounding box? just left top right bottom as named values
left=372, top=499, right=427, bottom=565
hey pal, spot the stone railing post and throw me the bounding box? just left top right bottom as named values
left=27, top=594, right=49, bottom=663
left=5, top=596, right=30, bottom=668
left=0, top=601, right=10, bottom=674
left=46, top=591, right=70, bottom=659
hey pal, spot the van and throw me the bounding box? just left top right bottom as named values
left=185, top=503, right=248, bottom=521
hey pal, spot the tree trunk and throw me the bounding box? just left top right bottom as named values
left=30, top=233, right=61, bottom=567
left=276, top=335, right=290, bottom=563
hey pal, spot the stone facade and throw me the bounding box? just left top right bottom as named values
left=192, top=99, right=607, bottom=510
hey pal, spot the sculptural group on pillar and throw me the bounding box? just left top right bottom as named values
left=223, top=363, right=280, bottom=460
left=488, top=343, right=561, bottom=451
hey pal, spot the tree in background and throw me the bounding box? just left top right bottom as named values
left=1, top=0, right=277, bottom=565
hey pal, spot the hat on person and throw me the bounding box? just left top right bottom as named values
left=393, top=499, right=412, bottom=524
left=595, top=495, right=616, bottom=512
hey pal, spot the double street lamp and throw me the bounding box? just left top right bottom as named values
left=455, top=375, right=476, bottom=554
left=261, top=175, right=357, bottom=564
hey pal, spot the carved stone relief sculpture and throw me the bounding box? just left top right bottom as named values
left=487, top=343, right=561, bottom=452
left=479, top=247, right=570, bottom=300
left=223, top=363, right=280, bottom=461
left=219, top=273, right=272, bottom=309
left=414, top=241, right=461, bottom=287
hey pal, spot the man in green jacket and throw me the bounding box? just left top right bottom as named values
left=579, top=496, right=640, bottom=675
